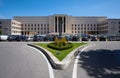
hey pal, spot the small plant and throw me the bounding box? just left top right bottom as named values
left=47, top=37, right=72, bottom=50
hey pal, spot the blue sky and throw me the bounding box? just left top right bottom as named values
left=0, top=0, right=120, bottom=19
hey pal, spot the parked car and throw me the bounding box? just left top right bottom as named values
left=26, top=36, right=33, bottom=41
left=33, top=35, right=45, bottom=41
left=99, top=36, right=106, bottom=41
left=82, top=37, right=88, bottom=41
left=91, top=37, right=97, bottom=41
left=7, top=35, right=18, bottom=41
left=7, top=35, right=27, bottom=41
left=0, top=35, right=8, bottom=41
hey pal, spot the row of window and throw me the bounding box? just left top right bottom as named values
left=12, top=27, right=21, bottom=30
left=99, top=22, right=108, bottom=26
left=72, top=27, right=97, bottom=30
left=12, top=31, right=21, bottom=33
left=23, top=28, right=49, bottom=30
left=22, top=24, right=49, bottom=27
left=12, top=22, right=21, bottom=26
left=71, top=31, right=97, bottom=34
left=72, top=24, right=99, bottom=26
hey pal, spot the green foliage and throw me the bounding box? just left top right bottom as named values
left=36, top=43, right=87, bottom=61
left=47, top=43, right=73, bottom=50
left=54, top=37, right=68, bottom=47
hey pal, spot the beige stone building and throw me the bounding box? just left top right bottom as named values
left=0, top=19, right=21, bottom=35
left=0, top=14, right=120, bottom=36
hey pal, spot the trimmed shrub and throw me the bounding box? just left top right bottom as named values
left=47, top=43, right=73, bottom=50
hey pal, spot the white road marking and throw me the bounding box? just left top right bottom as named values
left=72, top=43, right=95, bottom=78
left=29, top=47, right=54, bottom=78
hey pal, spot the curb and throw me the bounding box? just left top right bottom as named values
left=27, top=43, right=90, bottom=69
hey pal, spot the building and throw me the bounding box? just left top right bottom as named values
left=0, top=19, right=21, bottom=35
left=0, top=14, right=120, bottom=36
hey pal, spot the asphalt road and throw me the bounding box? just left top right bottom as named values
left=77, top=41, right=120, bottom=78
left=0, top=42, right=50, bottom=78
left=0, top=41, right=120, bottom=78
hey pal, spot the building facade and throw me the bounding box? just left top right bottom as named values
left=0, top=14, right=120, bottom=36
left=0, top=19, right=21, bottom=35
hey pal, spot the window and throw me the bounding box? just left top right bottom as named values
left=44, top=31, right=46, bottom=33
left=34, top=24, right=36, bottom=26
left=119, top=22, right=120, bottom=24
left=81, top=24, right=83, bottom=26
left=44, top=28, right=46, bottom=30
left=84, top=24, right=86, bottom=26
left=72, top=24, right=73, bottom=26
left=72, top=31, right=73, bottom=33
left=34, top=28, right=36, bottom=30
left=44, top=24, right=46, bottom=26
left=25, top=24, right=27, bottom=26
left=41, top=28, right=43, bottom=30
left=41, top=24, right=43, bottom=26
left=41, top=31, right=43, bottom=34
left=31, top=24, right=33, bottom=26
left=87, top=24, right=89, bottom=26
left=78, top=31, right=80, bottom=33
left=28, top=24, right=30, bottom=26
left=75, top=28, right=76, bottom=30
left=38, top=28, right=39, bottom=30
left=72, top=28, right=73, bottom=30
left=75, top=31, right=76, bottom=33
left=78, top=28, right=80, bottom=30
left=38, top=24, right=39, bottom=26
left=91, top=24, right=92, bottom=26
left=75, top=24, right=76, bottom=26
left=119, top=30, right=120, bottom=33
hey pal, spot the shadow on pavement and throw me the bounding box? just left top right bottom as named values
left=78, top=49, right=120, bottom=78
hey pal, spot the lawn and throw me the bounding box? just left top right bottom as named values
left=35, top=42, right=86, bottom=61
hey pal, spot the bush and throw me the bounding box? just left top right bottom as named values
left=47, top=43, right=73, bottom=50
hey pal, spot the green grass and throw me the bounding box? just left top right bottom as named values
left=35, top=42, right=86, bottom=61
